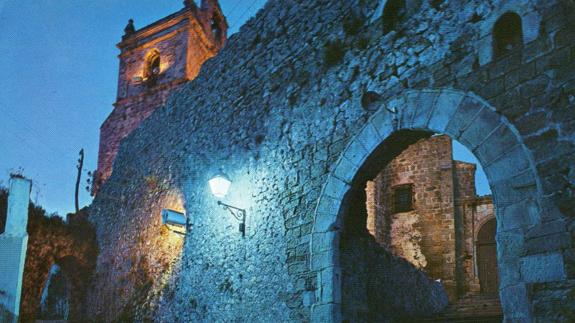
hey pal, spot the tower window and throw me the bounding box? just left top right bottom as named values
left=393, top=184, right=413, bottom=213
left=143, top=49, right=161, bottom=86
left=211, top=15, right=222, bottom=41
left=382, top=0, right=406, bottom=34
left=493, top=12, right=523, bottom=59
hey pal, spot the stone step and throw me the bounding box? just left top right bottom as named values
left=421, top=295, right=502, bottom=323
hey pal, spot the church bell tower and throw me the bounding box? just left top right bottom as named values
left=94, top=0, right=227, bottom=193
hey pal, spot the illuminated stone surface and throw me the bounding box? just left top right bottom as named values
left=88, top=0, right=575, bottom=322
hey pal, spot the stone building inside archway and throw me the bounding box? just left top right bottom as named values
left=339, top=132, right=502, bottom=322
left=364, top=134, right=498, bottom=300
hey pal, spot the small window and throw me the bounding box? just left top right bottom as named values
left=143, top=49, right=161, bottom=86
left=211, top=15, right=222, bottom=41
left=382, top=0, right=406, bottom=34
left=493, top=12, right=523, bottom=59
left=393, top=184, right=413, bottom=213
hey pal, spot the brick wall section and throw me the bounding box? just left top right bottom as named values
left=88, top=0, right=575, bottom=321
left=95, top=1, right=227, bottom=192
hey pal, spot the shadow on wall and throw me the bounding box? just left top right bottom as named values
left=341, top=186, right=448, bottom=322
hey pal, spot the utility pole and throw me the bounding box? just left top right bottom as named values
left=75, top=149, right=84, bottom=213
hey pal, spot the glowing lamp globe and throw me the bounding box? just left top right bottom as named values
left=208, top=173, right=232, bottom=198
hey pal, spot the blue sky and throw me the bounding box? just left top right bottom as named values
left=0, top=0, right=489, bottom=216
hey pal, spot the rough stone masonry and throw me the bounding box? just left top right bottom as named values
left=88, top=0, right=575, bottom=322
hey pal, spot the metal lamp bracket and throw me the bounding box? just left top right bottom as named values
left=217, top=201, right=246, bottom=237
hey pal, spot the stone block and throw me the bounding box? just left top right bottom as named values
left=477, top=36, right=492, bottom=66
left=316, top=266, right=342, bottom=304
left=525, top=232, right=572, bottom=255
left=522, top=11, right=541, bottom=44
left=315, top=196, right=342, bottom=225
left=0, top=235, right=28, bottom=318
left=427, top=90, right=464, bottom=133
left=499, top=199, right=539, bottom=231
left=311, top=249, right=339, bottom=271
left=368, top=111, right=394, bottom=140
left=445, top=96, right=484, bottom=139
left=498, top=257, right=521, bottom=289
left=5, top=177, right=32, bottom=237
left=484, top=145, right=530, bottom=182
left=490, top=171, right=538, bottom=206
left=322, top=176, right=350, bottom=200
left=410, top=90, right=439, bottom=129
left=342, top=140, right=369, bottom=170
left=333, top=156, right=359, bottom=184
left=526, top=219, right=568, bottom=239
left=355, top=122, right=383, bottom=156
left=520, top=252, right=566, bottom=283
left=402, top=91, right=420, bottom=129
left=458, top=107, right=502, bottom=150
left=311, top=303, right=341, bottom=323
left=500, top=283, right=532, bottom=320
left=474, top=123, right=517, bottom=166
left=497, top=228, right=525, bottom=259
left=312, top=231, right=340, bottom=254
left=303, top=291, right=314, bottom=307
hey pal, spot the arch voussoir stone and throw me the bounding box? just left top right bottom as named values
left=484, top=145, right=531, bottom=183
left=458, top=106, right=502, bottom=150
left=444, top=95, right=486, bottom=140
left=341, top=139, right=370, bottom=172
left=368, top=104, right=396, bottom=138
left=473, top=124, right=517, bottom=166
left=404, top=89, right=441, bottom=130
left=332, top=156, right=359, bottom=184
left=355, top=121, right=384, bottom=154
left=427, top=89, right=465, bottom=133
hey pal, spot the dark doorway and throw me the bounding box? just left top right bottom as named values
left=477, top=218, right=499, bottom=294
left=37, top=264, right=70, bottom=321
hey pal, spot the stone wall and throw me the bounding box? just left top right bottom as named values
left=19, top=208, right=97, bottom=322
left=0, top=187, right=97, bottom=322
left=88, top=0, right=575, bottom=321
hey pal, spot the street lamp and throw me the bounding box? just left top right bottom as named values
left=208, top=173, right=232, bottom=198
left=208, top=172, right=246, bottom=237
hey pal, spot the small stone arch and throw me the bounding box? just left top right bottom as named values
left=477, top=0, right=541, bottom=65
left=143, top=49, right=161, bottom=84
left=492, top=12, right=523, bottom=59
left=475, top=218, right=499, bottom=294
left=310, top=89, right=546, bottom=322
left=474, top=213, right=497, bottom=244
left=36, top=255, right=86, bottom=321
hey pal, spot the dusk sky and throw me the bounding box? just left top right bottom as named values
left=0, top=0, right=489, bottom=216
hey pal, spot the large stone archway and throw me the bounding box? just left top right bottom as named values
left=310, top=88, right=553, bottom=322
